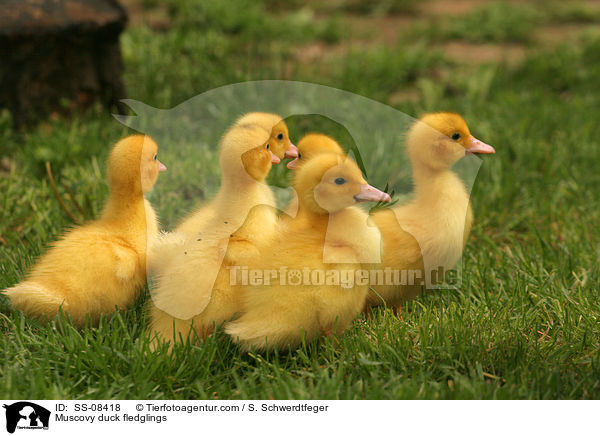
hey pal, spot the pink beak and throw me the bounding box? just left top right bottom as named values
left=270, top=151, right=281, bottom=164
left=158, top=160, right=167, bottom=172
left=354, top=184, right=392, bottom=203
left=466, top=136, right=495, bottom=154
left=284, top=142, right=298, bottom=159
left=287, top=157, right=299, bottom=170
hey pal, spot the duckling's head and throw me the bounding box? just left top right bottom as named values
left=220, top=113, right=296, bottom=182
left=268, top=119, right=297, bottom=161
left=287, top=133, right=344, bottom=170
left=407, top=113, right=495, bottom=171
left=295, top=153, right=391, bottom=214
left=241, top=140, right=280, bottom=181
left=108, top=134, right=166, bottom=194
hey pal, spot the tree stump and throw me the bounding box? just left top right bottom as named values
left=0, top=0, right=128, bottom=127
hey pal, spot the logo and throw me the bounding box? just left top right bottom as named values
left=3, top=402, right=50, bottom=434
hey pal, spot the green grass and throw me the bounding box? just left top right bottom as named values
left=264, top=0, right=423, bottom=16
left=2, top=0, right=600, bottom=399
left=443, top=2, right=541, bottom=43
left=406, top=1, right=600, bottom=45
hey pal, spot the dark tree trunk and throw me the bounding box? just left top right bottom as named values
left=0, top=0, right=128, bottom=128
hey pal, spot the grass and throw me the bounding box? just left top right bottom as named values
left=442, top=2, right=541, bottom=43
left=2, top=0, right=600, bottom=399
left=406, top=1, right=600, bottom=45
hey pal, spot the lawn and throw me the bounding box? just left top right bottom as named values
left=1, top=0, right=600, bottom=399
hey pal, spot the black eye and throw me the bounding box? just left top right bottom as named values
left=266, top=143, right=270, bottom=150
left=451, top=133, right=461, bottom=141
left=298, top=153, right=302, bottom=159
left=334, top=178, right=346, bottom=185
left=153, top=154, right=158, bottom=161
left=277, top=133, right=284, bottom=140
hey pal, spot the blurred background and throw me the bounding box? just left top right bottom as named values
left=117, top=0, right=600, bottom=108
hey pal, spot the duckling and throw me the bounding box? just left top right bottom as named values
left=283, top=133, right=383, bottom=263
left=367, top=112, right=495, bottom=310
left=225, top=153, right=391, bottom=351
left=174, top=113, right=295, bottom=237
left=147, top=139, right=284, bottom=348
left=3, top=135, right=165, bottom=326
left=146, top=113, right=295, bottom=274
left=283, top=133, right=345, bottom=219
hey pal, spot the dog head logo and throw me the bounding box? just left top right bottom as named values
left=3, top=402, right=50, bottom=433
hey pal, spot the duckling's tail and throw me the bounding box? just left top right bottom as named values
left=225, top=312, right=309, bottom=351
left=225, top=320, right=270, bottom=351
left=3, top=281, right=65, bottom=322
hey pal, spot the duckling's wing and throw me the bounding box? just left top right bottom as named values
left=112, top=244, right=139, bottom=281
left=149, top=234, right=228, bottom=320
left=373, top=208, right=424, bottom=268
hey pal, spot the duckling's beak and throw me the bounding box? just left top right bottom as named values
left=466, top=136, right=495, bottom=155
left=270, top=151, right=281, bottom=164
left=354, top=184, right=392, bottom=203
left=158, top=160, right=167, bottom=172
left=287, top=157, right=299, bottom=170
left=284, top=142, right=298, bottom=159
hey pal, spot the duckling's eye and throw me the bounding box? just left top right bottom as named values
left=277, top=133, right=284, bottom=140
left=334, top=177, right=346, bottom=185
left=451, top=133, right=461, bottom=141
left=298, top=153, right=302, bottom=159
left=266, top=143, right=270, bottom=150
left=153, top=154, right=158, bottom=161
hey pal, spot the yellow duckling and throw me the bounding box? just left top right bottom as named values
left=3, top=135, right=165, bottom=326
left=147, top=112, right=295, bottom=275
left=225, top=152, right=391, bottom=351
left=283, top=133, right=384, bottom=264
left=147, top=138, right=284, bottom=348
left=284, top=133, right=345, bottom=219
left=174, top=113, right=296, bottom=236
left=368, top=112, right=495, bottom=310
